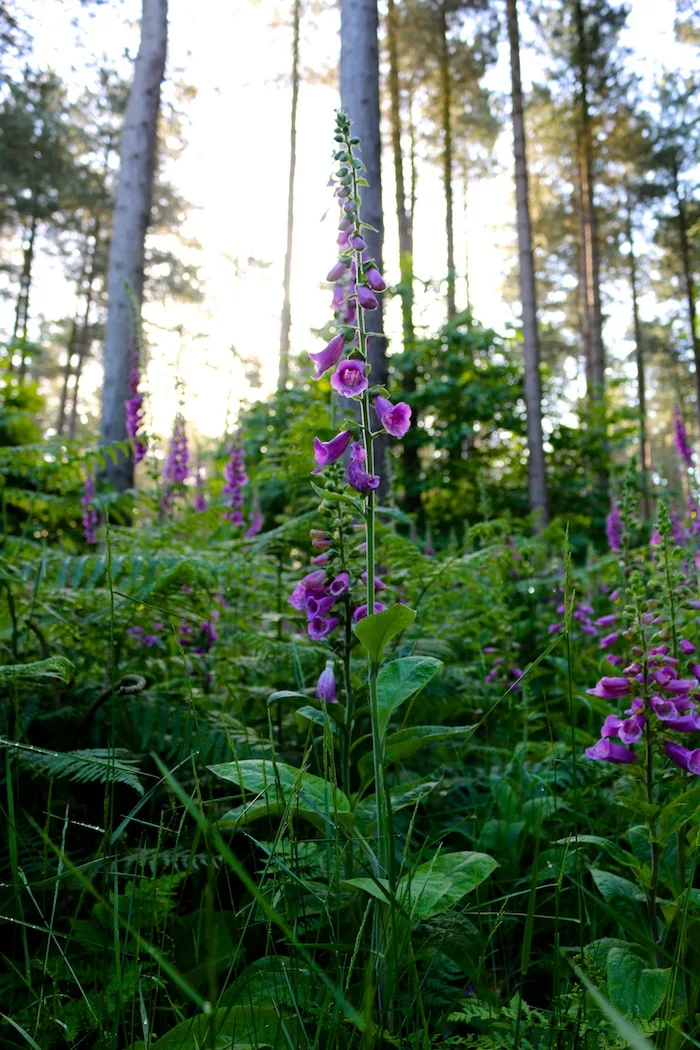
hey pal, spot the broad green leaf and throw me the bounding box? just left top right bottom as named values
left=590, top=868, right=646, bottom=928
left=294, top=705, right=338, bottom=733
left=343, top=877, right=392, bottom=906
left=266, top=690, right=311, bottom=704
left=0, top=656, right=74, bottom=686
left=354, top=779, right=439, bottom=831
left=384, top=724, right=478, bottom=764
left=358, top=725, right=477, bottom=781
left=607, top=947, right=670, bottom=1021
left=414, top=911, right=483, bottom=974
left=399, top=851, right=498, bottom=923
left=557, top=835, right=642, bottom=874
left=376, top=656, right=442, bottom=736
left=153, top=1005, right=284, bottom=1048
left=658, top=783, right=700, bottom=843
left=354, top=603, right=416, bottom=663
left=570, top=962, right=657, bottom=1050
left=212, top=759, right=352, bottom=831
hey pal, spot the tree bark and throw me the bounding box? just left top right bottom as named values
left=626, top=201, right=650, bottom=519
left=100, top=0, right=167, bottom=490
left=12, top=212, right=37, bottom=377
left=574, top=0, right=604, bottom=402
left=387, top=0, right=414, bottom=349
left=463, top=174, right=470, bottom=313
left=438, top=0, right=455, bottom=321
left=278, top=0, right=301, bottom=391
left=506, top=0, right=549, bottom=529
left=673, top=163, right=700, bottom=426
left=340, top=0, right=387, bottom=485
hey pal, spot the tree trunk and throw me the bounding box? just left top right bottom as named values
left=68, top=233, right=100, bottom=439
left=56, top=317, right=79, bottom=436
left=574, top=0, right=604, bottom=402
left=387, top=0, right=414, bottom=349
left=673, top=164, right=700, bottom=426
left=12, top=212, right=37, bottom=377
left=340, top=0, right=387, bottom=486
left=506, top=0, right=549, bottom=529
left=278, top=0, right=301, bottom=392
left=438, top=0, right=455, bottom=321
left=463, top=173, right=470, bottom=313
left=100, top=0, right=167, bottom=490
left=626, top=201, right=650, bottom=519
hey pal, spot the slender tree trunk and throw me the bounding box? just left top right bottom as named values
left=507, top=0, right=549, bottom=529
left=574, top=0, right=604, bottom=402
left=278, top=0, right=301, bottom=391
left=340, top=0, right=387, bottom=487
left=12, top=213, right=37, bottom=377
left=463, top=173, right=471, bottom=313
left=387, top=0, right=413, bottom=349
left=68, top=235, right=99, bottom=438
left=626, top=202, right=650, bottom=518
left=576, top=179, right=593, bottom=395
left=673, top=165, right=700, bottom=425
left=100, top=0, right=167, bottom=490
left=56, top=318, right=78, bottom=435
left=438, top=0, right=455, bottom=320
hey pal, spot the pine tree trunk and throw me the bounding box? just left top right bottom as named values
left=278, top=0, right=301, bottom=391
left=673, top=165, right=700, bottom=424
left=438, top=0, right=455, bottom=320
left=12, top=212, right=37, bottom=377
left=387, top=0, right=413, bottom=349
left=56, top=318, right=78, bottom=436
left=340, top=0, right=387, bottom=486
left=626, top=202, right=649, bottom=518
left=463, top=174, right=470, bottom=313
left=574, top=0, right=604, bottom=402
left=100, top=0, right=167, bottom=490
left=507, top=0, right=549, bottom=529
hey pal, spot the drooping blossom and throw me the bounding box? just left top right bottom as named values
left=288, top=570, right=327, bottom=611
left=329, top=572, right=350, bottom=596
left=223, top=442, right=248, bottom=525
left=312, top=430, right=352, bottom=473
left=586, top=677, right=631, bottom=700
left=309, top=334, right=346, bottom=380
left=356, top=285, right=378, bottom=311
left=585, top=738, right=638, bottom=764
left=308, top=615, right=340, bottom=641
left=605, top=504, right=623, bottom=553
left=194, top=469, right=207, bottom=512
left=331, top=359, right=368, bottom=398
left=674, top=408, right=694, bottom=469
left=315, top=661, right=337, bottom=703
left=245, top=497, right=263, bottom=538
left=125, top=344, right=147, bottom=464
left=665, top=741, right=700, bottom=775
left=81, top=473, right=98, bottom=545
left=347, top=442, right=380, bottom=493
left=373, top=395, right=412, bottom=439
left=162, top=414, right=189, bottom=508
left=353, top=602, right=388, bottom=622
left=364, top=265, right=386, bottom=292
left=327, top=259, right=349, bottom=283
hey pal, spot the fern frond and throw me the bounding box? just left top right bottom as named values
left=1, top=739, right=145, bottom=795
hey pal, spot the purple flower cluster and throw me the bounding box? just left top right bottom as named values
left=585, top=644, right=700, bottom=775
left=483, top=645, right=523, bottom=692
left=128, top=623, right=163, bottom=648
left=81, top=473, right=98, bottom=545
left=195, top=468, right=207, bottom=512
left=245, top=497, right=263, bottom=539
left=223, top=442, right=248, bottom=526
left=674, top=407, right=694, bottom=470
left=307, top=119, right=411, bottom=494
left=162, top=414, right=189, bottom=509
left=606, top=504, right=623, bottom=554
left=288, top=565, right=350, bottom=641
left=125, top=348, right=147, bottom=465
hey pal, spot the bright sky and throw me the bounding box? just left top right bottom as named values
left=2, top=0, right=696, bottom=441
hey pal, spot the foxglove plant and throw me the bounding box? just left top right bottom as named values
left=223, top=441, right=248, bottom=526
left=125, top=343, right=147, bottom=465
left=81, top=472, right=98, bottom=545
left=194, top=468, right=207, bottom=512
left=162, top=413, right=189, bottom=510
